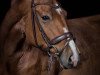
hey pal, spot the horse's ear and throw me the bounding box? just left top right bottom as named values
left=52, top=0, right=67, bottom=17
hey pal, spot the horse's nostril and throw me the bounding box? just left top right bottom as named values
left=69, top=57, right=72, bottom=63
left=67, top=57, right=74, bottom=68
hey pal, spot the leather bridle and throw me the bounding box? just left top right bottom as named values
left=31, top=0, right=74, bottom=68
left=31, top=1, right=75, bottom=56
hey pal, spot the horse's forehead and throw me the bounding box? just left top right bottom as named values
left=35, top=6, right=52, bottom=15
left=36, top=5, right=51, bottom=11
left=36, top=5, right=62, bottom=15
left=34, top=0, right=52, bottom=4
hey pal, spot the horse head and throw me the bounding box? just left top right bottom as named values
left=31, top=0, right=80, bottom=69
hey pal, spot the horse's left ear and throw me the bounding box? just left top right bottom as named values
left=53, top=0, right=67, bottom=17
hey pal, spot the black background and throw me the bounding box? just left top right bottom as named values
left=0, top=0, right=100, bottom=24
left=0, top=0, right=11, bottom=24
left=59, top=0, right=100, bottom=18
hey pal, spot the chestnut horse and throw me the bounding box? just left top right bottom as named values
left=0, top=0, right=80, bottom=75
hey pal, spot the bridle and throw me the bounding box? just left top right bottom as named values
left=31, top=0, right=75, bottom=70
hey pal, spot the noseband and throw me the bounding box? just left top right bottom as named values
left=31, top=1, right=74, bottom=56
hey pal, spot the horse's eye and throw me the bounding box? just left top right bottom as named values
left=42, top=16, right=50, bottom=21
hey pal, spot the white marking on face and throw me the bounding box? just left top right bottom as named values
left=55, top=4, right=62, bottom=14
left=63, top=27, right=69, bottom=33
left=63, top=27, right=79, bottom=66
left=69, top=40, right=79, bottom=67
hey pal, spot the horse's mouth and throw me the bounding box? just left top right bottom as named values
left=59, top=47, right=80, bottom=69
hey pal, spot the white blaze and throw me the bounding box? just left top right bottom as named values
left=63, top=27, right=79, bottom=67
left=55, top=4, right=62, bottom=14
left=63, top=27, right=69, bottom=32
